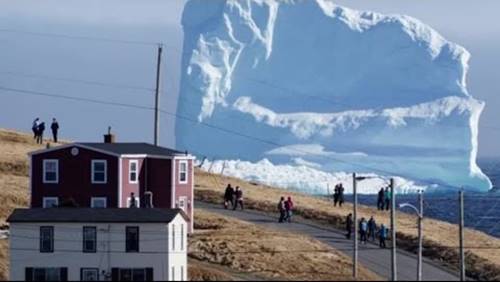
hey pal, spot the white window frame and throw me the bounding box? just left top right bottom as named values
left=178, top=160, right=188, bottom=184
left=90, top=197, right=107, bottom=208
left=91, top=160, right=107, bottom=184
left=129, top=160, right=138, bottom=184
left=43, top=159, right=59, bottom=184
left=42, top=197, right=58, bottom=208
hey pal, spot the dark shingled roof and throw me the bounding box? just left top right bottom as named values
left=78, top=142, right=186, bottom=157
left=7, top=208, right=187, bottom=223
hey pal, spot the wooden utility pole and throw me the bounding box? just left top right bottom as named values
left=353, top=173, right=358, bottom=278
left=459, top=189, right=465, bottom=281
left=154, top=44, right=163, bottom=146
left=390, top=178, right=397, bottom=281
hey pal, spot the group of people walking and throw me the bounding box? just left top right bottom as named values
left=223, top=184, right=244, bottom=210
left=277, top=196, right=294, bottom=223
left=333, top=183, right=345, bottom=207
left=377, top=187, right=392, bottom=211
left=345, top=213, right=389, bottom=248
left=32, top=117, right=59, bottom=144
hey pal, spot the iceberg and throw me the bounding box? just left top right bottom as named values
left=176, top=0, right=492, bottom=193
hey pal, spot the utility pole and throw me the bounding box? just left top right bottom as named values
left=352, top=173, right=358, bottom=279
left=417, top=191, right=423, bottom=281
left=390, top=178, right=397, bottom=281
left=154, top=44, right=163, bottom=146
left=459, top=189, right=465, bottom=281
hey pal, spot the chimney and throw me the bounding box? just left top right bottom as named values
left=103, top=126, right=116, bottom=143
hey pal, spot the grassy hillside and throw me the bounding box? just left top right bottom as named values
left=0, top=128, right=380, bottom=281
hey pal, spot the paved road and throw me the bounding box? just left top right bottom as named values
left=197, top=201, right=460, bottom=281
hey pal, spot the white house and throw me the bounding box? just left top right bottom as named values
left=7, top=208, right=188, bottom=281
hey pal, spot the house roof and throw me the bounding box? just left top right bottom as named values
left=78, top=142, right=186, bottom=157
left=29, top=142, right=192, bottom=158
left=7, top=208, right=188, bottom=223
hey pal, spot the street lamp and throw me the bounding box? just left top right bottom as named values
left=399, top=191, right=424, bottom=281
left=352, top=173, right=372, bottom=279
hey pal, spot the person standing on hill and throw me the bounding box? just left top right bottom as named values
left=360, top=218, right=368, bottom=244
left=338, top=183, right=345, bottom=207
left=367, top=216, right=377, bottom=241
left=333, top=184, right=340, bottom=207
left=32, top=118, right=40, bottom=139
left=51, top=118, right=59, bottom=143
left=36, top=122, right=45, bottom=144
left=223, top=184, right=235, bottom=209
left=278, top=197, right=286, bottom=223
left=384, top=187, right=391, bottom=211
left=378, top=224, right=388, bottom=248
left=377, top=188, right=385, bottom=210
left=233, top=186, right=244, bottom=210
left=285, top=196, right=294, bottom=223
left=346, top=213, right=353, bottom=239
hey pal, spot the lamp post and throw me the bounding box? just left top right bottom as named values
left=399, top=191, right=424, bottom=281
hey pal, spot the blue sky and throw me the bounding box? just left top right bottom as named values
left=0, top=0, right=499, bottom=157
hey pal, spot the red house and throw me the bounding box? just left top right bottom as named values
left=28, top=139, right=195, bottom=232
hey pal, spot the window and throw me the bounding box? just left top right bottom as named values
left=39, top=226, right=54, bottom=253
left=91, top=160, right=107, bottom=184
left=177, top=197, right=187, bottom=212
left=42, top=197, right=58, bottom=208
left=81, top=268, right=99, bottom=281
left=113, top=268, right=152, bottom=281
left=43, top=160, right=58, bottom=184
left=129, top=160, right=138, bottom=184
left=83, top=226, right=97, bottom=253
left=181, top=266, right=184, bottom=281
left=171, top=266, right=175, bottom=281
left=27, top=267, right=67, bottom=281
left=126, top=226, right=139, bottom=252
left=171, top=224, right=176, bottom=251
left=179, top=161, right=188, bottom=184
left=91, top=197, right=107, bottom=208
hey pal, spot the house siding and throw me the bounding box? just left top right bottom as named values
left=121, top=158, right=145, bottom=207
left=145, top=158, right=173, bottom=209
left=31, top=146, right=119, bottom=208
left=174, top=159, right=193, bottom=232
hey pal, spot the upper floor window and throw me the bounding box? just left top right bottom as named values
left=82, top=226, right=97, bottom=253
left=43, top=197, right=58, bottom=208
left=43, top=160, right=59, bottom=184
left=125, top=226, right=139, bottom=252
left=129, top=160, right=138, bottom=184
left=91, top=197, right=107, bottom=208
left=91, top=160, right=107, bottom=184
left=39, top=226, right=54, bottom=253
left=179, top=161, right=188, bottom=184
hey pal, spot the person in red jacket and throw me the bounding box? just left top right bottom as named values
left=285, top=196, right=294, bottom=223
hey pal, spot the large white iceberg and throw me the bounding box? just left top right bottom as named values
left=176, top=0, right=492, bottom=193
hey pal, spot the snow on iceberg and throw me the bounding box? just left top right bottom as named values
left=177, top=0, right=492, bottom=193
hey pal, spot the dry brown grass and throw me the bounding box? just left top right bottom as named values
left=188, top=259, right=237, bottom=281
left=194, top=169, right=500, bottom=281
left=191, top=209, right=380, bottom=281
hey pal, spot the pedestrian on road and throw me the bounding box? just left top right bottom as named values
left=32, top=118, right=40, bottom=139
left=338, top=183, right=345, bottom=207
left=346, top=213, right=353, bottom=239
left=367, top=216, right=377, bottom=241
left=333, top=184, right=339, bottom=207
left=36, top=122, right=45, bottom=144
left=233, top=186, right=244, bottom=210
left=284, top=196, right=294, bottom=223
left=223, top=184, right=235, bottom=209
left=377, top=187, right=385, bottom=210
left=360, top=217, right=368, bottom=244
left=278, top=197, right=286, bottom=223
left=378, top=223, right=388, bottom=248
left=384, top=187, right=391, bottom=211
left=51, top=118, right=59, bottom=143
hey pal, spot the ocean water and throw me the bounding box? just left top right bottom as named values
left=349, top=159, right=500, bottom=238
